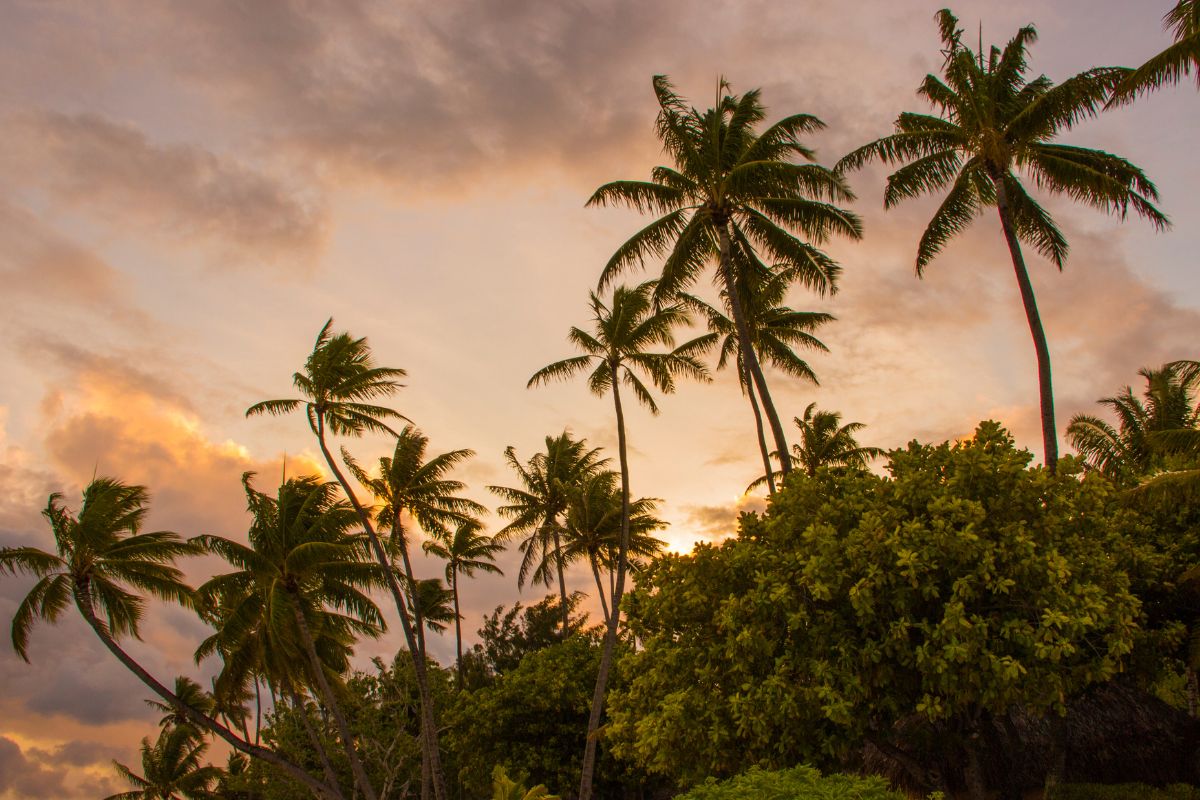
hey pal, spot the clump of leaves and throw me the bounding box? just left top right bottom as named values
left=674, top=765, right=905, bottom=800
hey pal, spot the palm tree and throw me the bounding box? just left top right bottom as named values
left=246, top=320, right=451, bottom=800
left=0, top=478, right=338, bottom=799
left=1067, top=360, right=1200, bottom=482
left=528, top=281, right=708, bottom=800
left=195, top=474, right=385, bottom=800
left=559, top=470, right=666, bottom=621
left=489, top=432, right=607, bottom=636
left=422, top=520, right=504, bottom=685
left=750, top=403, right=883, bottom=490
left=589, top=75, right=862, bottom=478
left=682, top=270, right=833, bottom=493
left=342, top=425, right=485, bottom=648
left=106, top=725, right=223, bottom=800
left=837, top=9, right=1168, bottom=473
left=1110, top=1, right=1200, bottom=103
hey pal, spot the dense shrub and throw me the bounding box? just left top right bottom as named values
left=612, top=423, right=1145, bottom=791
left=673, top=766, right=906, bottom=800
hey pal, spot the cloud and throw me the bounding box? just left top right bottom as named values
left=0, top=201, right=153, bottom=332
left=0, top=736, right=65, bottom=798
left=679, top=494, right=768, bottom=546
left=5, top=111, right=327, bottom=266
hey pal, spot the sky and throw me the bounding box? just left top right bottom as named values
left=1, top=0, right=1197, bottom=795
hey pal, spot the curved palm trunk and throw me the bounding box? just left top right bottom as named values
left=289, top=688, right=346, bottom=800
left=579, top=363, right=632, bottom=800
left=719, top=226, right=792, bottom=476
left=73, top=588, right=341, bottom=800
left=993, top=179, right=1059, bottom=473
left=291, top=603, right=378, bottom=800
left=315, top=424, right=448, bottom=800
left=551, top=525, right=571, bottom=637
left=743, top=360, right=777, bottom=494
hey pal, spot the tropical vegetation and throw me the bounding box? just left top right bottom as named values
left=2, top=7, right=1199, bottom=800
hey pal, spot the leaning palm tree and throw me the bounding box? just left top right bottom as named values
left=488, top=432, right=607, bottom=636
left=559, top=470, right=666, bottom=622
left=246, top=320, right=450, bottom=800
left=589, top=75, right=862, bottom=478
left=106, top=724, right=223, bottom=800
left=528, top=281, right=709, bottom=800
left=837, top=9, right=1168, bottom=473
left=1110, top=1, right=1200, bottom=103
left=195, top=474, right=385, bottom=800
left=422, top=520, right=504, bottom=685
left=750, top=403, right=883, bottom=489
left=0, top=479, right=338, bottom=799
left=682, top=269, right=833, bottom=493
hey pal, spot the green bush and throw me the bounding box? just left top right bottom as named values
left=673, top=765, right=906, bottom=800
left=1049, top=784, right=1200, bottom=800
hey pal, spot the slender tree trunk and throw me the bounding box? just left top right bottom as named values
left=452, top=571, right=464, bottom=688
left=718, top=226, right=792, bottom=476
left=552, top=525, right=571, bottom=637
left=291, top=602, right=378, bottom=800
left=743, top=362, right=777, bottom=494
left=394, top=524, right=427, bottom=660
left=72, top=588, right=341, bottom=800
left=315, top=424, right=448, bottom=800
left=993, top=178, right=1059, bottom=473
left=579, top=363, right=632, bottom=800
left=290, top=689, right=346, bottom=800
left=255, top=676, right=263, bottom=745
left=590, top=555, right=611, bottom=622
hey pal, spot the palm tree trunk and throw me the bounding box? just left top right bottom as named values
left=289, top=688, right=346, bottom=800
left=579, top=362, right=632, bottom=800
left=315, top=424, right=449, bottom=800
left=719, top=225, right=792, bottom=476
left=72, top=587, right=341, bottom=800
left=255, top=676, right=263, bottom=745
left=552, top=525, right=571, bottom=637
left=393, top=524, right=427, bottom=659
left=452, top=571, right=464, bottom=688
left=590, top=555, right=611, bottom=622
left=291, top=602, right=379, bottom=800
left=743, top=360, right=777, bottom=494
left=993, top=178, right=1059, bottom=473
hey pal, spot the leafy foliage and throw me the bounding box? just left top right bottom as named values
left=447, top=636, right=639, bottom=800
left=612, top=423, right=1142, bottom=786
left=674, top=765, right=906, bottom=800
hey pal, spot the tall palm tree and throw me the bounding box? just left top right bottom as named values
left=195, top=474, right=385, bottom=800
left=106, top=725, right=223, bottom=800
left=750, top=403, right=883, bottom=490
left=837, top=9, right=1168, bottom=473
left=422, top=520, right=504, bottom=685
left=488, top=432, right=607, bottom=636
left=246, top=320, right=451, bottom=800
left=528, top=281, right=709, bottom=800
left=559, top=470, right=666, bottom=622
left=1067, top=361, right=1200, bottom=482
left=682, top=270, right=833, bottom=493
left=0, top=479, right=338, bottom=799
left=589, top=75, right=862, bottom=478
left=1110, top=1, right=1200, bottom=103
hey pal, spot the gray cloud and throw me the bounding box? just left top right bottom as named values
left=0, top=736, right=66, bottom=798
left=5, top=111, right=326, bottom=265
